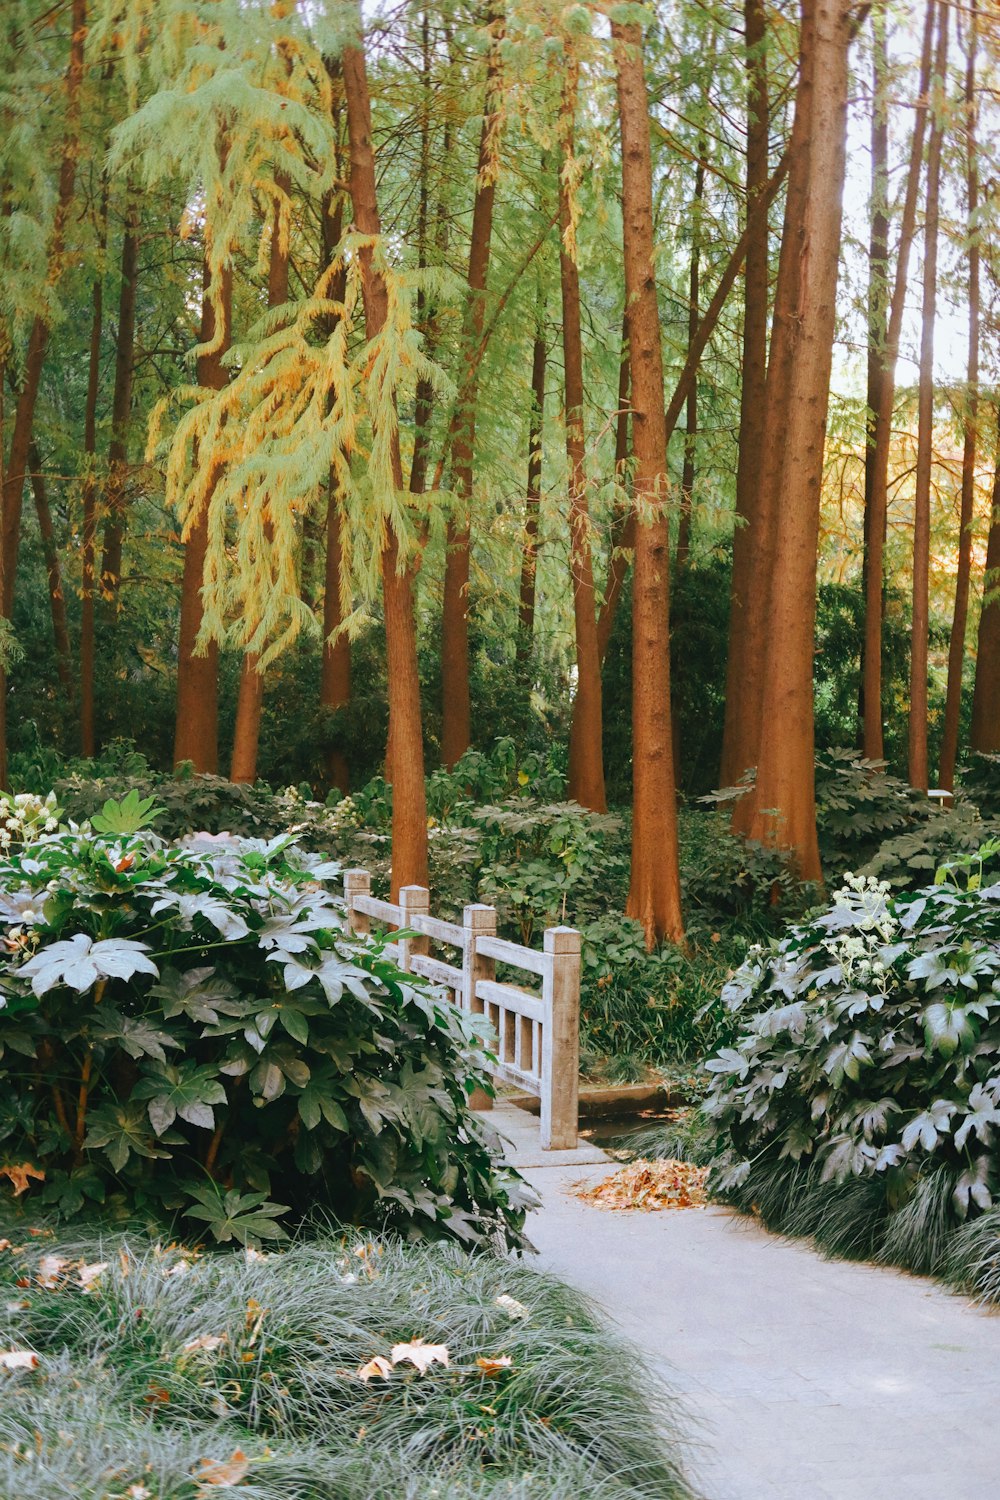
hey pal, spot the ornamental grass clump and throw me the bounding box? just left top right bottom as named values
left=0, top=805, right=529, bottom=1250
left=0, top=1227, right=695, bottom=1499
left=704, top=857, right=1000, bottom=1295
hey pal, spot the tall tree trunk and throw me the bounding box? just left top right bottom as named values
left=676, top=149, right=706, bottom=572
left=27, top=444, right=72, bottom=697
left=173, top=257, right=231, bottom=773
left=939, top=1, right=978, bottom=791
left=971, top=407, right=1000, bottom=752
left=595, top=332, right=631, bottom=664
left=342, top=0, right=428, bottom=893
left=861, top=0, right=936, bottom=760
left=230, top=177, right=291, bottom=783
left=857, top=3, right=889, bottom=745
left=321, top=475, right=351, bottom=793
left=98, top=193, right=139, bottom=605
left=516, top=296, right=546, bottom=672
left=743, top=0, right=854, bottom=882
left=317, top=87, right=352, bottom=792
left=1, top=0, right=87, bottom=618
left=908, top=1, right=949, bottom=794
left=79, top=216, right=106, bottom=756
left=719, top=0, right=769, bottom=786
left=440, top=9, right=504, bottom=768
left=612, top=15, right=684, bottom=947
left=560, top=67, right=605, bottom=813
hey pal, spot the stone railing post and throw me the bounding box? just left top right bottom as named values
left=397, top=884, right=430, bottom=973
left=541, top=925, right=581, bottom=1149
left=463, top=902, right=497, bottom=1111
left=343, top=868, right=371, bottom=937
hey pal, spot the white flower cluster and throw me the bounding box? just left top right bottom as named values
left=828, top=873, right=897, bottom=988
left=0, top=791, right=61, bottom=850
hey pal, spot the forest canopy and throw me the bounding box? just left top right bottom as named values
left=1, top=0, right=999, bottom=945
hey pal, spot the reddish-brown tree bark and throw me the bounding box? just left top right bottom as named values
left=612, top=15, right=684, bottom=947
left=230, top=179, right=291, bottom=783
left=516, top=302, right=546, bottom=672
left=27, top=444, right=72, bottom=697
left=676, top=150, right=706, bottom=572
left=343, top=0, right=428, bottom=893
left=971, top=407, right=1000, bottom=752
left=98, top=195, right=139, bottom=605
left=440, top=10, right=504, bottom=768
left=939, top=2, right=979, bottom=791
left=743, top=0, right=854, bottom=882
left=861, top=0, right=936, bottom=760
left=560, top=68, right=606, bottom=813
left=173, top=257, right=231, bottom=773
left=321, top=477, right=351, bottom=793
left=601, top=148, right=787, bottom=679
left=908, top=1, right=949, bottom=794
left=719, top=0, right=769, bottom=786
left=79, top=216, right=106, bottom=757
left=2, top=0, right=87, bottom=619
left=857, top=3, right=889, bottom=745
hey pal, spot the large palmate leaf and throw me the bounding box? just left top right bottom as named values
left=181, top=1183, right=290, bottom=1246
left=132, top=1061, right=228, bottom=1134
left=19, top=934, right=158, bottom=995
left=84, top=1102, right=172, bottom=1172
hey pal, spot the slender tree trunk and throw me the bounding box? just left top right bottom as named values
left=862, top=0, right=936, bottom=760
left=908, top=1, right=949, bottom=793
left=560, top=68, right=605, bottom=812
left=1, top=0, right=86, bottom=621
left=98, top=194, right=139, bottom=604
left=343, top=0, right=428, bottom=893
left=971, top=407, right=1000, bottom=752
left=939, top=2, right=978, bottom=791
left=601, top=149, right=787, bottom=677
left=440, top=9, right=504, bottom=768
left=321, top=475, right=351, bottom=792
left=79, top=225, right=106, bottom=757
left=743, top=0, right=854, bottom=882
left=612, top=16, right=684, bottom=947
left=516, top=296, right=546, bottom=671
left=0, top=0, right=86, bottom=786
left=230, top=177, right=291, bottom=783
left=729, top=14, right=819, bottom=832
left=173, top=257, right=231, bottom=773
left=857, top=4, right=889, bottom=745
left=676, top=151, right=706, bottom=571
left=595, top=333, right=631, bottom=664
left=720, top=0, right=769, bottom=786
left=27, top=444, right=72, bottom=697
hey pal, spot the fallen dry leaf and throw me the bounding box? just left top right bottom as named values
left=356, top=1355, right=393, bottom=1382
left=0, top=1163, right=44, bottom=1197
left=390, top=1338, right=449, bottom=1375
left=193, top=1449, right=251, bottom=1489
left=77, top=1261, right=108, bottom=1292
left=476, top=1355, right=513, bottom=1376
left=0, top=1348, right=39, bottom=1371
left=494, top=1294, right=529, bottom=1319
left=36, top=1254, right=67, bottom=1288
left=183, top=1334, right=227, bottom=1355
left=572, top=1159, right=709, bottom=1213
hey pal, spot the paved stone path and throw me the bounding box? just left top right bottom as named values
left=493, top=1103, right=1000, bottom=1500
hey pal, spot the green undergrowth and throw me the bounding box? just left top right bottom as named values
left=0, top=1225, right=695, bottom=1500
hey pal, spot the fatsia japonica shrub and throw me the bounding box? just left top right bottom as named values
left=0, top=817, right=529, bottom=1250
left=704, top=862, right=1000, bottom=1281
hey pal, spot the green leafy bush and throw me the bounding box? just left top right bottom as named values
left=859, top=800, right=1000, bottom=891
left=814, top=748, right=930, bottom=873
left=0, top=819, right=528, bottom=1249
left=703, top=866, right=1000, bottom=1290
left=959, top=753, right=1000, bottom=817
left=0, top=1227, right=694, bottom=1499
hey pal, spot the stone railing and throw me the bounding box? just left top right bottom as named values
left=342, top=870, right=581, bottom=1149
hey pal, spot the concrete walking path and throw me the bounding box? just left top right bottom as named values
left=493, top=1104, right=1000, bottom=1500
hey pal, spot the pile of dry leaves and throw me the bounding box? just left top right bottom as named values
left=573, top=1159, right=709, bottom=1212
